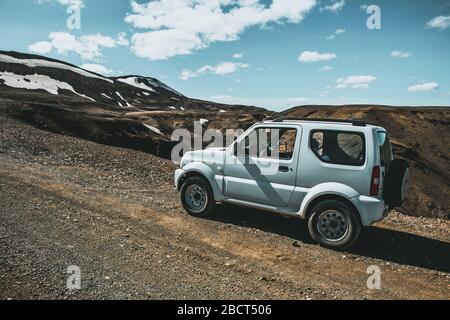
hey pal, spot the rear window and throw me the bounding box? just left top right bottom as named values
left=377, top=131, right=392, bottom=166
left=310, top=130, right=365, bottom=166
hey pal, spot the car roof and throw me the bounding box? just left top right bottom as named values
left=261, top=118, right=384, bottom=130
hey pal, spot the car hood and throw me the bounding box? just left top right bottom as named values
left=181, top=147, right=227, bottom=168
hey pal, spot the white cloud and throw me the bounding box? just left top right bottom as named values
left=426, top=16, right=450, bottom=30
left=408, top=82, right=439, bottom=92
left=390, top=50, right=411, bottom=58
left=116, top=32, right=130, bottom=46
left=180, top=61, right=249, bottom=80
left=299, top=51, right=337, bottom=62
left=125, top=0, right=317, bottom=60
left=318, top=65, right=333, bottom=72
left=58, top=0, right=84, bottom=8
left=287, top=97, right=310, bottom=103
left=359, top=4, right=369, bottom=11
left=28, top=41, right=53, bottom=54
left=80, top=63, right=113, bottom=75
left=211, top=95, right=233, bottom=100
left=320, top=0, right=345, bottom=14
left=326, top=28, right=345, bottom=40
left=28, top=32, right=129, bottom=60
left=335, top=75, right=376, bottom=89
left=36, top=0, right=85, bottom=8
left=232, top=53, right=243, bottom=59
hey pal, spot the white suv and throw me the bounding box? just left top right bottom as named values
left=175, top=118, right=409, bottom=249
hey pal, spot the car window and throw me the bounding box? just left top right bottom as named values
left=377, top=131, right=392, bottom=166
left=255, top=128, right=297, bottom=160
left=310, top=130, right=365, bottom=166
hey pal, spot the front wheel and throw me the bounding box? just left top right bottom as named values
left=180, top=176, right=215, bottom=217
left=307, top=199, right=361, bottom=250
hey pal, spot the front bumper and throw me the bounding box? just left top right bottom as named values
left=351, top=195, right=389, bottom=226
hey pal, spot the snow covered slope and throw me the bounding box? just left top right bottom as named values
left=0, top=51, right=187, bottom=109
left=0, top=50, right=267, bottom=114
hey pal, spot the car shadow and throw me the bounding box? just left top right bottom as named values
left=206, top=204, right=450, bottom=274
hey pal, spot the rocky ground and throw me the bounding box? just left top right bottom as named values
left=0, top=103, right=449, bottom=300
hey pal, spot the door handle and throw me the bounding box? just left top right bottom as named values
left=279, top=165, right=290, bottom=172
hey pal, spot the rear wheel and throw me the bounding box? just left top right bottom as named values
left=180, top=176, right=215, bottom=217
left=307, top=199, right=361, bottom=250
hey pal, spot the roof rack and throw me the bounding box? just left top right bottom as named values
left=270, top=117, right=368, bottom=127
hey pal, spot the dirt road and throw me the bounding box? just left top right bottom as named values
left=0, top=111, right=449, bottom=300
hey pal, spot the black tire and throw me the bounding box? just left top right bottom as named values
left=180, top=176, right=215, bottom=217
left=383, top=159, right=409, bottom=208
left=307, top=199, right=362, bottom=250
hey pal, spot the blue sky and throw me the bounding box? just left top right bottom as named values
left=0, top=0, right=449, bottom=110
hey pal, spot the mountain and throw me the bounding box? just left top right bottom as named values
left=0, top=50, right=264, bottom=113
left=0, top=51, right=448, bottom=219
left=0, top=50, right=269, bottom=158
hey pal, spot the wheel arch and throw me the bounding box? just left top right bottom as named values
left=176, top=163, right=223, bottom=201
left=298, top=182, right=361, bottom=221
left=177, top=170, right=209, bottom=191
left=304, top=194, right=360, bottom=223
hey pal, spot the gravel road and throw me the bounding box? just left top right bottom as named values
left=0, top=108, right=449, bottom=300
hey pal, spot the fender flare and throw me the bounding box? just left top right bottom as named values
left=177, top=162, right=223, bottom=201
left=298, top=182, right=360, bottom=219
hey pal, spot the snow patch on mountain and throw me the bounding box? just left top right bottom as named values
left=115, top=91, right=126, bottom=101
left=0, top=71, right=95, bottom=101
left=117, top=76, right=155, bottom=92
left=0, top=53, right=112, bottom=83
left=143, top=123, right=163, bottom=135
left=101, top=93, right=113, bottom=99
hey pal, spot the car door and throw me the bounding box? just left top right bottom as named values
left=223, top=125, right=301, bottom=207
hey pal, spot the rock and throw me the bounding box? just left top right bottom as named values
left=292, top=241, right=301, bottom=248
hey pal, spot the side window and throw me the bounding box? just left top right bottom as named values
left=310, top=130, right=365, bottom=166
left=255, top=128, right=297, bottom=160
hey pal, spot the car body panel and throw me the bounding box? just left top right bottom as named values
left=175, top=120, right=391, bottom=227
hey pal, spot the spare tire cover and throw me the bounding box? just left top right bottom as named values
left=383, top=159, right=409, bottom=208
